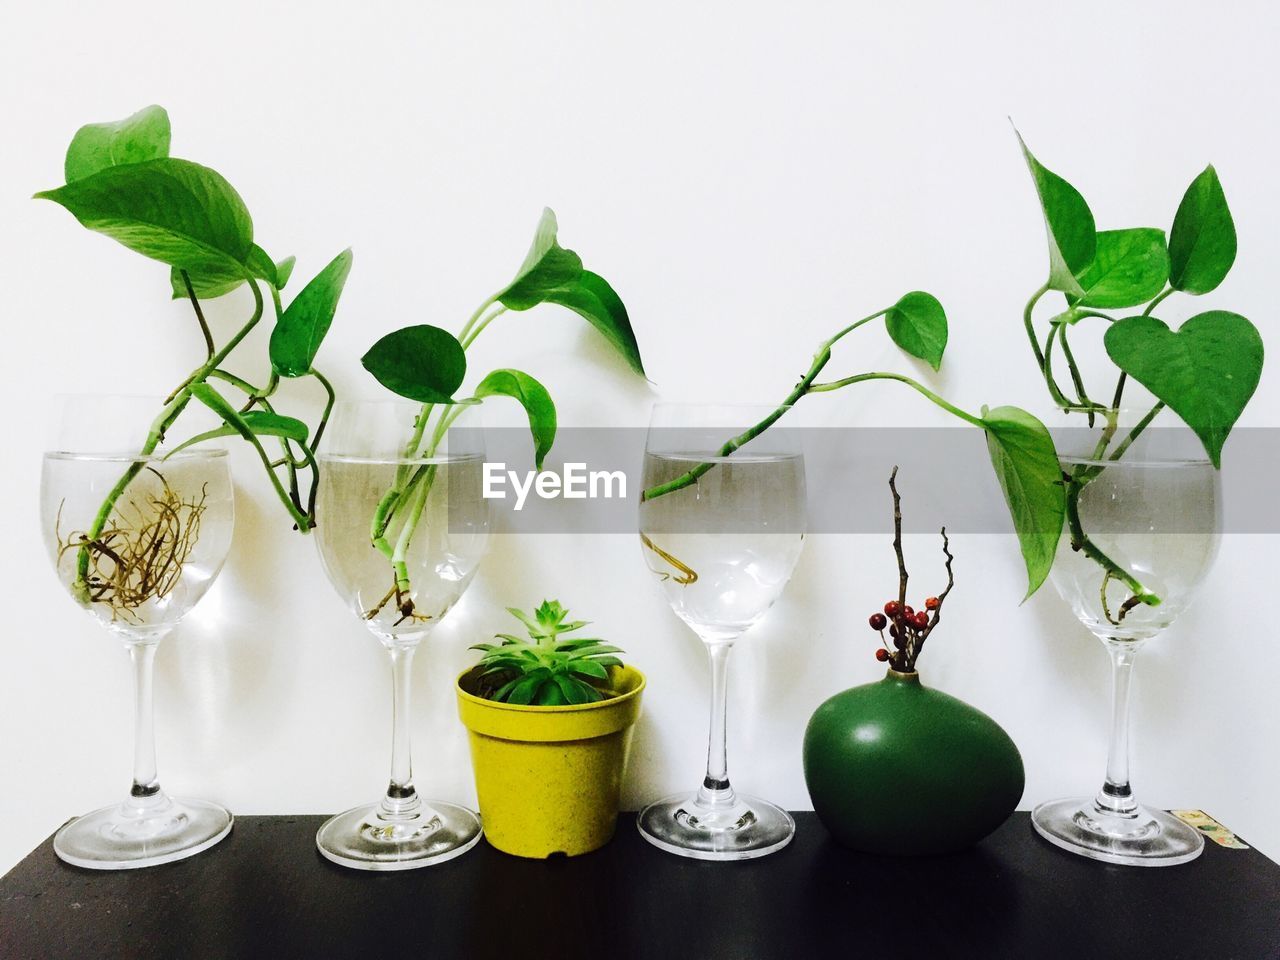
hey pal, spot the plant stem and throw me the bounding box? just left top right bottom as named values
left=639, top=311, right=888, bottom=503
left=1023, top=282, right=1050, bottom=368
left=306, top=369, right=337, bottom=520
left=1107, top=402, right=1164, bottom=464
left=1057, top=322, right=1099, bottom=424
left=1142, top=287, right=1174, bottom=317
left=1110, top=372, right=1128, bottom=410
left=457, top=293, right=499, bottom=346
left=1040, top=324, right=1074, bottom=409
left=808, top=372, right=987, bottom=427
left=1063, top=475, right=1158, bottom=606
left=375, top=289, right=510, bottom=571
left=391, top=464, right=435, bottom=600
left=180, top=271, right=215, bottom=361
left=460, top=305, right=509, bottom=348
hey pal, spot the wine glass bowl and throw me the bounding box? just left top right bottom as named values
left=41, top=395, right=236, bottom=869
left=1034, top=437, right=1222, bottom=867
left=316, top=453, right=489, bottom=644
left=312, top=400, right=491, bottom=870
left=637, top=403, right=806, bottom=859
left=42, top=451, right=235, bottom=640
left=641, top=456, right=806, bottom=642
left=1049, top=456, right=1220, bottom=643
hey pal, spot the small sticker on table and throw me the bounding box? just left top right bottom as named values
left=1171, top=810, right=1250, bottom=849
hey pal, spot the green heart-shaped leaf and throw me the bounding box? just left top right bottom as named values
left=497, top=208, right=584, bottom=308
left=885, top=290, right=947, bottom=370
left=362, top=324, right=466, bottom=403
left=542, top=270, right=645, bottom=376
left=473, top=368, right=557, bottom=469
left=1016, top=131, right=1096, bottom=296
left=36, top=158, right=254, bottom=277
left=1071, top=228, right=1169, bottom=309
left=64, top=105, right=171, bottom=183
left=1103, top=312, right=1263, bottom=466
left=981, top=405, right=1066, bottom=599
left=1169, top=166, right=1236, bottom=295
left=270, top=249, right=353, bottom=377
left=496, top=209, right=645, bottom=376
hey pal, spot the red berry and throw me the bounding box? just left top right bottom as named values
left=869, top=613, right=887, bottom=631
left=889, top=624, right=901, bottom=640
left=903, top=606, right=914, bottom=619
left=875, top=648, right=890, bottom=662
left=913, top=611, right=929, bottom=629
left=884, top=601, right=901, bottom=617
left=925, top=596, right=940, bottom=610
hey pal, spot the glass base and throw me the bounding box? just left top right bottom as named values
left=54, top=794, right=233, bottom=870
left=316, top=799, right=482, bottom=871
left=637, top=791, right=795, bottom=861
left=1032, top=797, right=1205, bottom=867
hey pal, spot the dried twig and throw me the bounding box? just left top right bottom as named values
left=880, top=468, right=956, bottom=673
left=888, top=466, right=910, bottom=665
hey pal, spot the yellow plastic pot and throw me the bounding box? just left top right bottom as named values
left=456, top=665, right=645, bottom=858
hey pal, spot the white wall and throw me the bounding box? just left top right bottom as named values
left=1, top=0, right=1277, bottom=873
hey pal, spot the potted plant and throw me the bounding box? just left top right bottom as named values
left=34, top=105, right=352, bottom=868
left=357, top=208, right=646, bottom=626
left=803, top=469, right=1024, bottom=855
left=456, top=600, right=645, bottom=858
left=36, top=104, right=352, bottom=546
left=308, top=211, right=647, bottom=870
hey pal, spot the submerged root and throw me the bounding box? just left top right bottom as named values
left=640, top=532, right=698, bottom=585
left=59, top=473, right=208, bottom=622
left=1100, top=570, right=1143, bottom=626
left=363, top=576, right=433, bottom=626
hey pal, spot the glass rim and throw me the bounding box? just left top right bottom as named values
left=317, top=451, right=483, bottom=466
left=43, top=448, right=229, bottom=463
left=329, top=397, right=484, bottom=410
left=48, top=392, right=171, bottom=403
left=650, top=401, right=795, bottom=412
left=1058, top=453, right=1214, bottom=468
left=1044, top=404, right=1166, bottom=416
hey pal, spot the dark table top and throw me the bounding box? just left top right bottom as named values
left=2, top=812, right=1277, bottom=960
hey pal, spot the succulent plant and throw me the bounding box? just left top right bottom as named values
left=471, top=600, right=624, bottom=706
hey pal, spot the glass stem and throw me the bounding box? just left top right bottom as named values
left=127, top=641, right=162, bottom=805
left=697, top=642, right=737, bottom=806
left=1095, top=639, right=1143, bottom=817
left=381, top=644, right=422, bottom=820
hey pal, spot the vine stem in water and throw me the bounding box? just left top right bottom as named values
left=640, top=307, right=892, bottom=502
left=367, top=285, right=505, bottom=609
left=75, top=282, right=268, bottom=597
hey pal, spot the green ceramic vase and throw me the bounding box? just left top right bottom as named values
left=803, top=669, right=1024, bottom=855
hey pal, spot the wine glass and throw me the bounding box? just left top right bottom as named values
left=1034, top=417, right=1221, bottom=866
left=637, top=403, right=806, bottom=859
left=40, top=395, right=235, bottom=869
left=314, top=400, right=491, bottom=870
